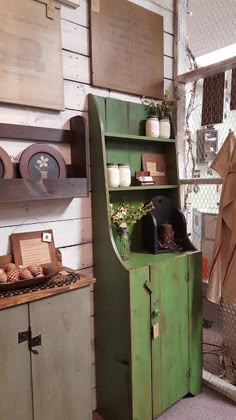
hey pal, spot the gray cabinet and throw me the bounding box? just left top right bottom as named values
left=0, top=304, right=33, bottom=420
left=0, top=287, right=92, bottom=420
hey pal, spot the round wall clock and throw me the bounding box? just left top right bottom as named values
left=19, top=144, right=67, bottom=180
left=0, top=147, right=14, bottom=179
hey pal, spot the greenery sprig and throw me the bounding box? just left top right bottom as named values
left=110, top=200, right=155, bottom=229
left=143, top=90, right=177, bottom=120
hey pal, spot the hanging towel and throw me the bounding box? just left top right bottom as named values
left=207, top=132, right=236, bottom=304
left=201, top=73, right=225, bottom=127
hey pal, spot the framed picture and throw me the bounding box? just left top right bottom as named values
left=0, top=147, right=14, bottom=179
left=19, top=144, right=67, bottom=180
left=11, top=229, right=58, bottom=268
left=142, top=153, right=168, bottom=185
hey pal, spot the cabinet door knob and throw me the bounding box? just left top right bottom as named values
left=152, top=309, right=159, bottom=318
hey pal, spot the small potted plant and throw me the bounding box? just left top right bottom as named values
left=157, top=90, right=176, bottom=139
left=143, top=98, right=160, bottom=138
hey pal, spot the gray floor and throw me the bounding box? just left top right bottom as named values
left=158, top=386, right=236, bottom=420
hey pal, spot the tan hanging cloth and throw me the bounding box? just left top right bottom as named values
left=207, top=132, right=236, bottom=304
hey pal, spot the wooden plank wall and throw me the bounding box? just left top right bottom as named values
left=0, top=0, right=174, bottom=411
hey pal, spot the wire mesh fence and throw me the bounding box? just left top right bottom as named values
left=178, top=1, right=236, bottom=398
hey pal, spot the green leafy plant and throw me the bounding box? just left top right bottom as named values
left=143, top=90, right=177, bottom=120
left=110, top=200, right=155, bottom=229
left=143, top=98, right=159, bottom=118
left=156, top=90, right=177, bottom=120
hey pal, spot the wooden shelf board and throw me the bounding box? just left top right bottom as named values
left=0, top=274, right=95, bottom=310
left=109, top=184, right=178, bottom=191
left=105, top=132, right=176, bottom=143
left=0, top=178, right=88, bottom=202
left=123, top=250, right=199, bottom=270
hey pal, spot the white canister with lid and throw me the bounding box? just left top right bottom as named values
left=118, top=163, right=131, bottom=187
left=159, top=118, right=171, bottom=139
left=107, top=163, right=120, bottom=187
left=145, top=117, right=160, bottom=138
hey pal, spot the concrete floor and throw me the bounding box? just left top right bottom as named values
left=158, top=386, right=236, bottom=420
left=94, top=386, right=236, bottom=420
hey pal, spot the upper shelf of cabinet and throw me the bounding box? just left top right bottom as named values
left=105, top=132, right=176, bottom=144
left=109, top=185, right=178, bottom=191
left=0, top=117, right=89, bottom=202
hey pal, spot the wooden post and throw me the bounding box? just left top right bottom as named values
left=174, top=0, right=188, bottom=179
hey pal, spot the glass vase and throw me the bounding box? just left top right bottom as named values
left=118, top=228, right=131, bottom=261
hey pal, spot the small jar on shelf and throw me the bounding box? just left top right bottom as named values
left=107, top=163, right=119, bottom=187
left=159, top=118, right=171, bottom=139
left=118, top=163, right=131, bottom=187
left=145, top=117, right=160, bottom=138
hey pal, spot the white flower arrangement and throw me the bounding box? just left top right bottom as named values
left=110, top=201, right=154, bottom=229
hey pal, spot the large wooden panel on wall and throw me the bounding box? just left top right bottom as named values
left=90, top=0, right=164, bottom=98
left=0, top=0, right=64, bottom=110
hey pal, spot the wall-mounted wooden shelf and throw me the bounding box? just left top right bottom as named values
left=0, top=116, right=89, bottom=202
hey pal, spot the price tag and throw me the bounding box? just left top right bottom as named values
left=152, top=322, right=159, bottom=340
left=42, top=232, right=52, bottom=243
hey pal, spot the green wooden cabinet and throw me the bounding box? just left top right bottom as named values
left=0, top=288, right=92, bottom=420
left=89, top=94, right=202, bottom=420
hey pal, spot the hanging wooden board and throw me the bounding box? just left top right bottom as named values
left=90, top=0, right=164, bottom=98
left=0, top=0, right=64, bottom=110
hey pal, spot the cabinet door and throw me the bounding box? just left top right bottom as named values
left=29, top=288, right=92, bottom=420
left=151, top=256, right=189, bottom=417
left=130, top=267, right=152, bottom=420
left=0, top=304, right=33, bottom=420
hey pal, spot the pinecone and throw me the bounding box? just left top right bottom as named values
left=7, top=270, right=20, bottom=283
left=19, top=269, right=33, bottom=280
left=27, top=264, right=43, bottom=276
left=4, top=263, right=17, bottom=272
left=0, top=269, right=7, bottom=283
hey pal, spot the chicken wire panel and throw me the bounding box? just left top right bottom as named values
left=202, top=283, right=236, bottom=391
left=178, top=74, right=236, bottom=181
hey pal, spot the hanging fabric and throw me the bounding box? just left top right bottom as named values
left=207, top=131, right=236, bottom=304
left=201, top=72, right=225, bottom=127
left=230, top=68, right=236, bottom=110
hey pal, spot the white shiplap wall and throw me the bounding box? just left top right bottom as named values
left=0, top=0, right=174, bottom=410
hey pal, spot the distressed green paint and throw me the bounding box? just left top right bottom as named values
left=106, top=98, right=129, bottom=133
left=128, top=103, right=146, bottom=135
left=88, top=94, right=202, bottom=420
left=106, top=139, right=129, bottom=166
left=188, top=252, right=203, bottom=395
left=151, top=256, right=189, bottom=416
left=94, top=96, right=106, bottom=131
left=130, top=268, right=152, bottom=420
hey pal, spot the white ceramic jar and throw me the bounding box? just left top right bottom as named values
left=107, top=163, right=120, bottom=187
left=159, top=118, right=171, bottom=139
left=145, top=117, right=159, bottom=138
left=118, top=163, right=131, bottom=187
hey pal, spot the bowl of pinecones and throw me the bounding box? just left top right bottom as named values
left=0, top=261, right=56, bottom=291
